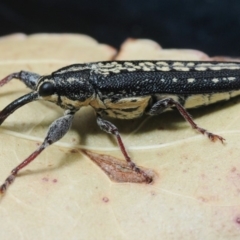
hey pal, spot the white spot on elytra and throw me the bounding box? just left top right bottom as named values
left=124, top=62, right=135, bottom=66
left=145, top=62, right=155, bottom=66
left=212, top=78, right=219, bottom=83
left=173, top=67, right=190, bottom=71
left=187, top=62, right=195, bottom=67
left=156, top=66, right=170, bottom=71
left=228, top=77, right=236, bottom=81
left=173, top=78, right=178, bottom=82
left=210, top=66, right=221, bottom=70
left=156, top=61, right=169, bottom=66
left=127, top=68, right=137, bottom=72
left=187, top=78, right=195, bottom=83
left=173, top=62, right=184, bottom=66
left=142, top=67, right=151, bottom=71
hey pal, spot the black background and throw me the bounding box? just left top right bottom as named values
left=0, top=0, right=240, bottom=56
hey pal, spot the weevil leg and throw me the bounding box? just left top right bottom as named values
left=147, top=98, right=225, bottom=143
left=0, top=110, right=75, bottom=194
left=0, top=71, right=40, bottom=90
left=96, top=115, right=152, bottom=183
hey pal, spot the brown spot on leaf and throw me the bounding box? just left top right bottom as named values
left=235, top=216, right=240, bottom=225
left=70, top=149, right=78, bottom=154
left=102, top=197, right=109, bottom=203
left=198, top=196, right=208, bottom=202
left=82, top=150, right=155, bottom=184
left=42, top=177, right=49, bottom=182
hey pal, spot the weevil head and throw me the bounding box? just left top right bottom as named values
left=37, top=70, right=95, bottom=110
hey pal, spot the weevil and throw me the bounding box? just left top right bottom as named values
left=1, top=60, right=240, bottom=193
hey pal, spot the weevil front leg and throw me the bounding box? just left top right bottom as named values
left=0, top=110, right=75, bottom=194
left=147, top=98, right=225, bottom=143
left=0, top=71, right=40, bottom=90
left=96, top=115, right=152, bottom=183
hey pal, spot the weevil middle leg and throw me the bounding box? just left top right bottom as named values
left=96, top=115, right=152, bottom=183
left=147, top=98, right=225, bottom=143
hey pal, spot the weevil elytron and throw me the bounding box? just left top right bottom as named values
left=1, top=60, right=240, bottom=193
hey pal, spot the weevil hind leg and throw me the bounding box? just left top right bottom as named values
left=147, top=98, right=225, bottom=143
left=96, top=115, right=152, bottom=183
left=0, top=71, right=40, bottom=90
left=0, top=110, right=75, bottom=194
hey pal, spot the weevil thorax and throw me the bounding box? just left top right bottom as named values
left=37, top=70, right=95, bottom=111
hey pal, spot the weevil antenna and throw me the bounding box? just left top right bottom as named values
left=0, top=92, right=39, bottom=125
left=0, top=71, right=40, bottom=90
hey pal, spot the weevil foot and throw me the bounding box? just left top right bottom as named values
left=207, top=132, right=225, bottom=143
left=197, top=127, right=225, bottom=144
left=129, top=162, right=153, bottom=183
left=0, top=174, right=15, bottom=194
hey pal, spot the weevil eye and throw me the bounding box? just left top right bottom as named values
left=38, top=82, right=55, bottom=96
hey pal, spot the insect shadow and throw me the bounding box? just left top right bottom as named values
left=15, top=151, right=81, bottom=177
